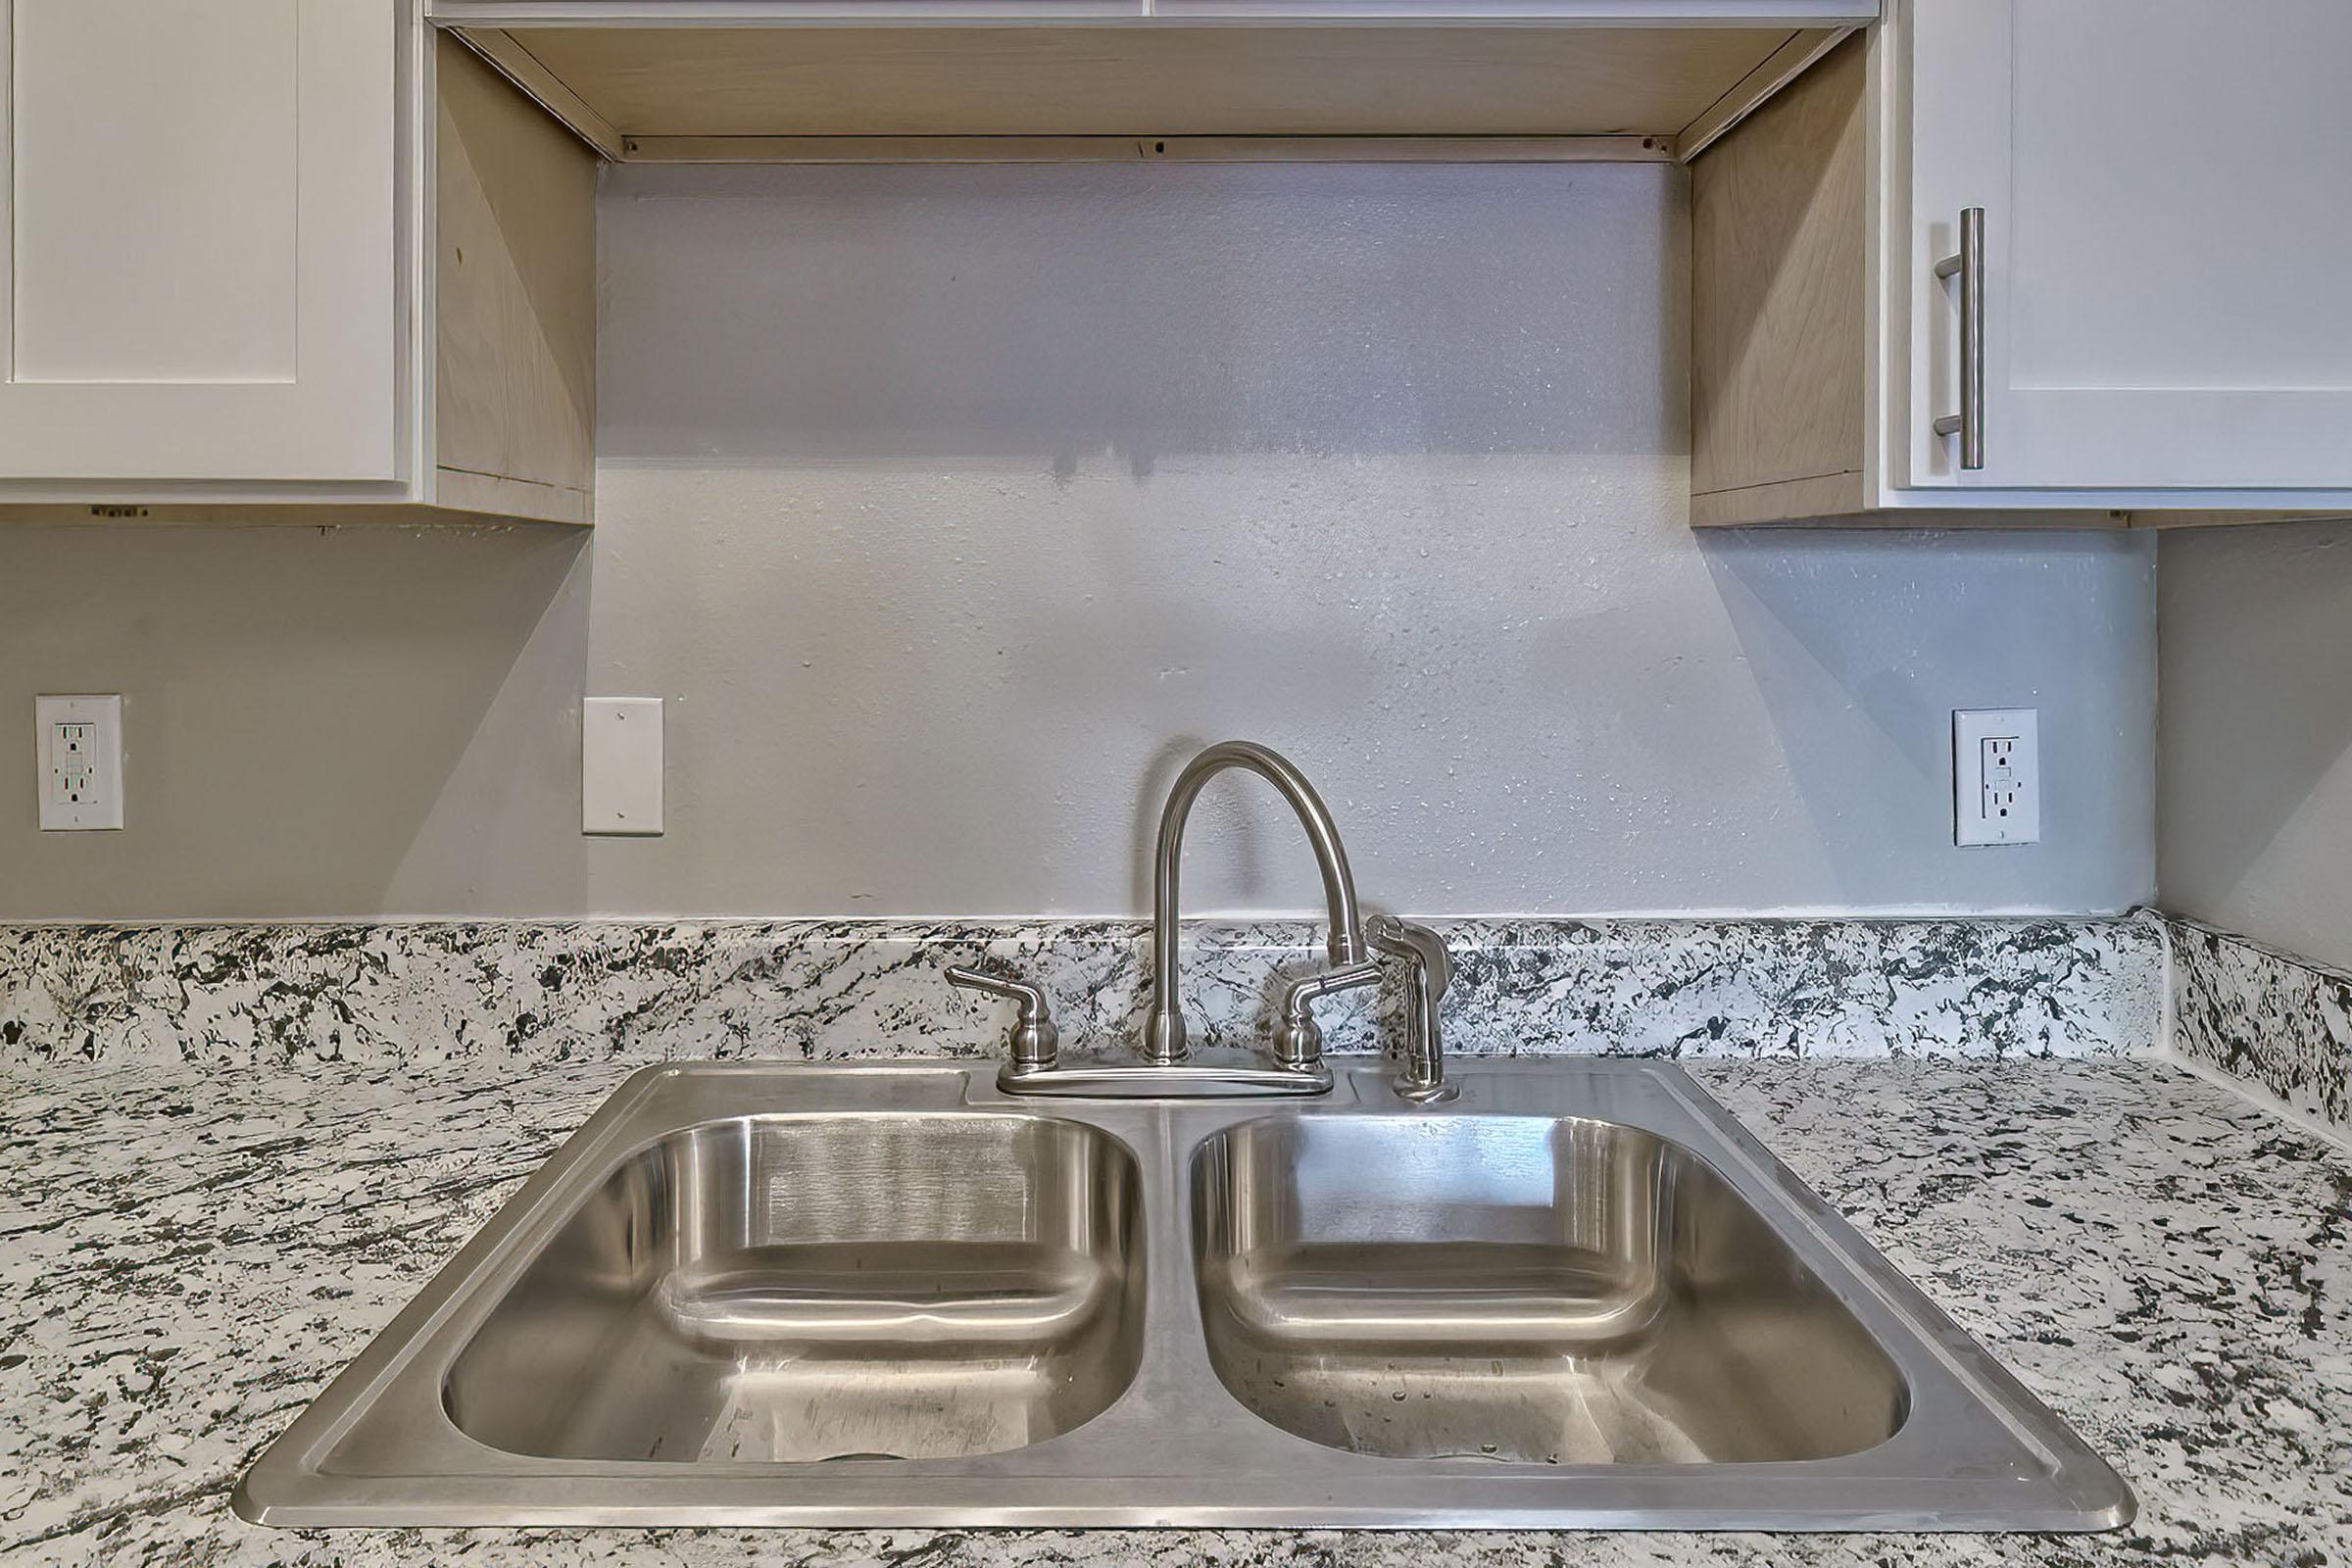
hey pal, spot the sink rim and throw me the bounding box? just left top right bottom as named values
left=235, top=1057, right=2135, bottom=1533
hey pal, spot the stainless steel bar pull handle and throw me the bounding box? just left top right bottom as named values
left=1933, top=207, right=1985, bottom=471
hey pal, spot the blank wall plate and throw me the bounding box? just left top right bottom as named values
left=583, top=698, right=663, bottom=836
left=36, top=694, right=123, bottom=831
left=1954, top=708, right=2039, bottom=847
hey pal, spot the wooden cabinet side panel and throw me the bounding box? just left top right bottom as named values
left=1690, top=31, right=1868, bottom=515
left=434, top=35, right=598, bottom=522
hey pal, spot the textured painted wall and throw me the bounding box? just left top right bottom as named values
left=0, top=162, right=2155, bottom=918
left=2159, top=520, right=2352, bottom=968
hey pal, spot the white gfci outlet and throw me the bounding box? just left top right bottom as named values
left=36, top=695, right=123, bottom=831
left=1954, top=709, right=2039, bottom=847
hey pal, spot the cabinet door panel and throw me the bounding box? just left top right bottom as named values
left=1901, top=0, right=2352, bottom=490
left=0, top=0, right=399, bottom=482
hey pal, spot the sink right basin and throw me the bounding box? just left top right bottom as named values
left=1191, top=1114, right=1907, bottom=1465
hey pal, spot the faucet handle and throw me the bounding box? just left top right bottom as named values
left=946, top=965, right=1060, bottom=1076
left=1270, top=960, right=1383, bottom=1072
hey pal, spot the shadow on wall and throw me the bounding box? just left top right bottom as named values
left=0, top=523, right=591, bottom=919
left=2158, top=520, right=2352, bottom=938
left=596, top=161, right=1690, bottom=467
left=1697, top=526, right=2158, bottom=911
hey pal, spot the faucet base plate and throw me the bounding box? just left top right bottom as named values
left=998, top=1060, right=1334, bottom=1099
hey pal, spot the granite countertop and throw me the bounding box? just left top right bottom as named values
left=4, top=1054, right=2348, bottom=1567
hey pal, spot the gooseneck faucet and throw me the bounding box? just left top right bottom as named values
left=1143, top=741, right=1367, bottom=1064
left=948, top=737, right=1440, bottom=1099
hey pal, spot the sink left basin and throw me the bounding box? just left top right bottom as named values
left=235, top=1063, right=1148, bottom=1527
left=446, top=1111, right=1143, bottom=1464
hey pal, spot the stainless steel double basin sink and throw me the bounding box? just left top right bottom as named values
left=236, top=1058, right=2132, bottom=1532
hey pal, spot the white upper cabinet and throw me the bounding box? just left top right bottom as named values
left=0, top=1, right=401, bottom=482
left=1692, top=0, right=2352, bottom=525
left=1899, top=0, right=2352, bottom=493
left=0, top=11, right=596, bottom=524
left=9, top=0, right=2341, bottom=525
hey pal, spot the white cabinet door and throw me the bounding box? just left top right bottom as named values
left=1899, top=0, right=2352, bottom=491
left=0, top=0, right=399, bottom=482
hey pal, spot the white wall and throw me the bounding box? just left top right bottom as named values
left=0, top=162, right=2155, bottom=919
left=2159, top=520, right=2352, bottom=966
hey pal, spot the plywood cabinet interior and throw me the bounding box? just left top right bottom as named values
left=0, top=20, right=596, bottom=526
left=441, top=6, right=1868, bottom=164
left=1690, top=29, right=1868, bottom=524
left=432, top=35, right=597, bottom=523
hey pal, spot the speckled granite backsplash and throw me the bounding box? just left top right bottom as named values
left=2170, top=915, right=2352, bottom=1131
left=0, top=914, right=2165, bottom=1070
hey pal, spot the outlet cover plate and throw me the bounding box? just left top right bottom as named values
left=1954, top=708, right=2039, bottom=848
left=36, top=694, right=123, bottom=831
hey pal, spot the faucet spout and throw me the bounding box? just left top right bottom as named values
left=1144, top=741, right=1365, bottom=1064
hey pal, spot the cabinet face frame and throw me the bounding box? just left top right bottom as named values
left=0, top=0, right=409, bottom=484
left=1894, top=0, right=2352, bottom=495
